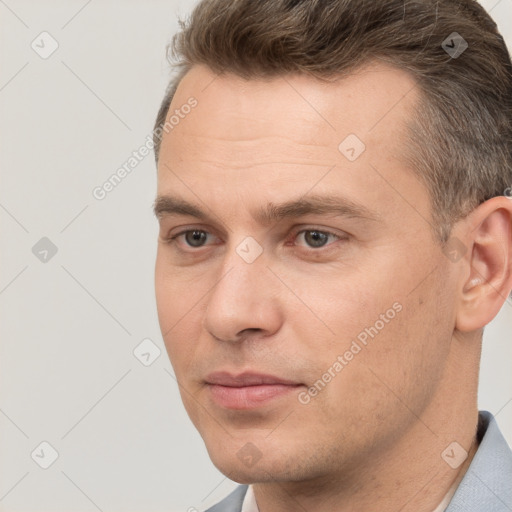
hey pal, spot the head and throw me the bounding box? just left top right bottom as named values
left=153, top=0, right=512, bottom=486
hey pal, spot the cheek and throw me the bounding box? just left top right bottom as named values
left=297, top=262, right=450, bottom=408
left=285, top=265, right=398, bottom=347
left=155, top=250, right=203, bottom=328
left=341, top=281, right=452, bottom=416
left=155, top=256, right=204, bottom=371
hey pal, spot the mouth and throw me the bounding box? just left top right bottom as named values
left=205, top=371, right=304, bottom=410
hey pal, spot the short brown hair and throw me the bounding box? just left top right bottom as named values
left=153, top=0, right=512, bottom=241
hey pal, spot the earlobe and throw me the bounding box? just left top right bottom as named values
left=455, top=197, right=512, bottom=332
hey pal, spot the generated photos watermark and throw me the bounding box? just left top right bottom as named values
left=298, top=301, right=403, bottom=404
left=92, top=97, right=198, bottom=201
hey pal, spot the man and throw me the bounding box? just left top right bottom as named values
left=152, top=0, right=512, bottom=510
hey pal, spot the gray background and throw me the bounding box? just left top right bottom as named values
left=0, top=1, right=511, bottom=510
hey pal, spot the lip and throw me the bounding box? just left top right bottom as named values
left=205, top=371, right=303, bottom=410
left=205, top=371, right=300, bottom=387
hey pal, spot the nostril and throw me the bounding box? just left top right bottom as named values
left=240, top=328, right=262, bottom=336
left=210, top=328, right=263, bottom=344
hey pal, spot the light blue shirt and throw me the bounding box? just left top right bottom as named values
left=205, top=411, right=512, bottom=512
left=445, top=411, right=512, bottom=511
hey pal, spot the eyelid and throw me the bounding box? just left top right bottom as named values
left=163, top=222, right=220, bottom=238
left=290, top=226, right=344, bottom=240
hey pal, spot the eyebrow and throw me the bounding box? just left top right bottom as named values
left=153, top=194, right=380, bottom=226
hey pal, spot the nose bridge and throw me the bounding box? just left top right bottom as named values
left=203, top=238, right=280, bottom=341
left=216, top=234, right=268, bottom=297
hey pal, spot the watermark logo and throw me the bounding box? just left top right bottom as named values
left=237, top=442, right=262, bottom=468
left=32, top=237, right=58, bottom=263
left=31, top=31, right=59, bottom=59
left=31, top=441, right=59, bottom=469
left=442, top=237, right=467, bottom=263
left=442, top=32, right=468, bottom=59
left=338, top=134, right=366, bottom=162
left=441, top=441, right=468, bottom=469
left=133, top=338, right=161, bottom=367
left=236, top=236, right=263, bottom=264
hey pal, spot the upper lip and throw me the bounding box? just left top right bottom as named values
left=205, top=371, right=301, bottom=387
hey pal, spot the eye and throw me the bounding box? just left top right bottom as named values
left=294, top=229, right=342, bottom=249
left=165, top=227, right=345, bottom=251
left=169, top=229, right=216, bottom=248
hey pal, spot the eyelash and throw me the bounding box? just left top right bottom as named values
left=165, top=227, right=345, bottom=251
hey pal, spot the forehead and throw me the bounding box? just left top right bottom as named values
left=156, top=62, right=431, bottom=232
left=162, top=61, right=418, bottom=153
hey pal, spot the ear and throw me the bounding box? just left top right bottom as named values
left=455, top=196, right=512, bottom=332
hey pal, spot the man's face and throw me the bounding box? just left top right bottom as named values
left=154, top=63, right=459, bottom=483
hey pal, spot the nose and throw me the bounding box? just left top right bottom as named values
left=202, top=246, right=283, bottom=343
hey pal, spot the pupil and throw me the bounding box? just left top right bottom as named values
left=305, top=230, right=328, bottom=247
left=186, top=230, right=206, bottom=247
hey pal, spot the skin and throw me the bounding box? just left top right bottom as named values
left=154, top=62, right=512, bottom=512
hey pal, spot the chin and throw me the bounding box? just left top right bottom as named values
left=206, top=442, right=309, bottom=484
left=209, top=457, right=280, bottom=484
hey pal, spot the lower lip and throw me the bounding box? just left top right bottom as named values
left=207, top=383, right=301, bottom=409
